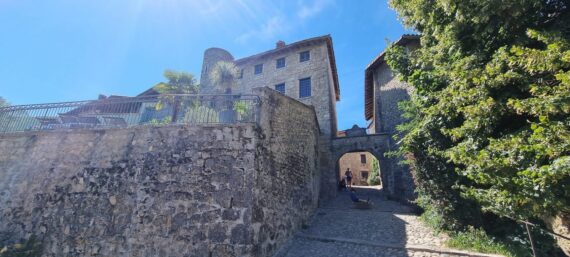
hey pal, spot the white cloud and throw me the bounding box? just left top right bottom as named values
left=235, top=16, right=289, bottom=44
left=297, top=0, right=333, bottom=20
left=196, top=0, right=224, bottom=16
left=233, top=0, right=335, bottom=44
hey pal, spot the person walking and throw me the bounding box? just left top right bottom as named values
left=344, top=168, right=353, bottom=188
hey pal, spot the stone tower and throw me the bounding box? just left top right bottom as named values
left=199, top=47, right=234, bottom=93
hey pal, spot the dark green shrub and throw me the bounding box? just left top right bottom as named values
left=0, top=236, right=42, bottom=257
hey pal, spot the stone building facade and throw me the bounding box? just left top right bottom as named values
left=363, top=35, right=420, bottom=202
left=200, top=35, right=340, bottom=136
left=338, top=152, right=376, bottom=186
left=365, top=35, right=420, bottom=134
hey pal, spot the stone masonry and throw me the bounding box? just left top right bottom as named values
left=0, top=88, right=320, bottom=257
left=200, top=35, right=340, bottom=137
left=198, top=36, right=343, bottom=205
left=363, top=35, right=421, bottom=202
left=198, top=35, right=420, bottom=204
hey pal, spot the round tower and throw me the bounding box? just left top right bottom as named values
left=200, top=48, right=234, bottom=93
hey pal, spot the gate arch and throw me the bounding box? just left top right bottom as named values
left=335, top=149, right=385, bottom=187
left=330, top=133, right=415, bottom=202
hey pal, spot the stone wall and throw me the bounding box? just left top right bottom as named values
left=369, top=45, right=419, bottom=203
left=372, top=64, right=413, bottom=134
left=252, top=87, right=320, bottom=256
left=0, top=125, right=257, bottom=257
left=317, top=135, right=336, bottom=204
left=0, top=89, right=321, bottom=257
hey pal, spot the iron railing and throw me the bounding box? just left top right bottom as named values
left=0, top=94, right=260, bottom=134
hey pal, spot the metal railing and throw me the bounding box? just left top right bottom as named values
left=0, top=94, right=260, bottom=134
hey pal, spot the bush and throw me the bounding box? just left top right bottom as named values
left=446, top=227, right=523, bottom=257
left=367, top=158, right=381, bottom=186
left=386, top=0, right=569, bottom=254
left=0, top=236, right=42, bottom=257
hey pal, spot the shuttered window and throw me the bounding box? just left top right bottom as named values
left=299, top=77, right=311, bottom=98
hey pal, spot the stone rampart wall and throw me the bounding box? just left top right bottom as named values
left=252, top=87, right=320, bottom=257
left=0, top=125, right=258, bottom=257
left=0, top=89, right=321, bottom=257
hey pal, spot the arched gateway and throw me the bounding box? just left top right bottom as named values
left=330, top=126, right=416, bottom=203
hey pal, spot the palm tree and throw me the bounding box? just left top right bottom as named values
left=153, top=70, right=199, bottom=95
left=208, top=61, right=241, bottom=123
left=152, top=70, right=200, bottom=123
left=209, top=61, right=239, bottom=94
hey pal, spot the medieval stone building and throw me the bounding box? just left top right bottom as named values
left=363, top=34, right=420, bottom=201
left=199, top=35, right=340, bottom=136
left=0, top=34, right=423, bottom=257
left=365, top=34, right=420, bottom=134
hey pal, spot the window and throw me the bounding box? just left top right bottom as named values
left=360, top=154, right=367, bottom=164
left=300, top=51, right=310, bottom=62
left=275, top=83, right=285, bottom=94
left=276, top=57, right=285, bottom=69
left=361, top=171, right=369, bottom=180
left=238, top=69, right=243, bottom=79
left=254, top=64, right=263, bottom=75
left=299, top=77, right=311, bottom=98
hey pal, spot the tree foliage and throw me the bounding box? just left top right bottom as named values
left=367, top=158, right=381, bottom=186
left=209, top=61, right=239, bottom=93
left=0, top=236, right=42, bottom=257
left=386, top=0, right=569, bottom=229
left=153, top=70, right=200, bottom=111
left=153, top=70, right=199, bottom=95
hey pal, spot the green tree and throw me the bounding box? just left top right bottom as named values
left=386, top=0, right=569, bottom=254
left=367, top=158, right=381, bottom=186
left=153, top=69, right=199, bottom=95
left=209, top=61, right=239, bottom=93
left=152, top=70, right=200, bottom=120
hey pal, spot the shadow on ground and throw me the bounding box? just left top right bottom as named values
left=276, top=186, right=413, bottom=257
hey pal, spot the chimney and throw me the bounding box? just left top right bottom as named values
left=276, top=40, right=286, bottom=49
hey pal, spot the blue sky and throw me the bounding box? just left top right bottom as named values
left=0, top=0, right=412, bottom=130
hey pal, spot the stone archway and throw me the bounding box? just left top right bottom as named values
left=330, top=133, right=415, bottom=203
left=335, top=150, right=384, bottom=187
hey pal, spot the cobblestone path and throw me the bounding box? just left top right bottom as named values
left=274, top=187, right=502, bottom=257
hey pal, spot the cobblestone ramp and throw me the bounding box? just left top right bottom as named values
left=274, top=187, right=503, bottom=257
